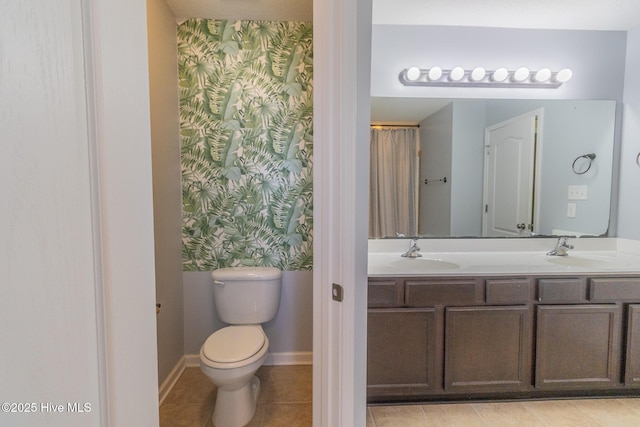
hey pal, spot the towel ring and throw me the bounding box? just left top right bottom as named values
left=572, top=153, right=596, bottom=175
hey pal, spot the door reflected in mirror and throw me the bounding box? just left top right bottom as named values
left=369, top=98, right=616, bottom=238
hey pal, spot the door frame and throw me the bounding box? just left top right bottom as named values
left=313, top=0, right=372, bottom=426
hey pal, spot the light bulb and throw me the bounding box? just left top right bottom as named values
left=492, top=68, right=508, bottom=82
left=449, top=67, right=465, bottom=81
left=428, top=67, right=443, bottom=81
left=513, top=67, right=530, bottom=82
left=406, top=67, right=421, bottom=81
left=555, top=68, right=573, bottom=83
left=470, top=67, right=486, bottom=82
left=534, top=68, right=552, bottom=82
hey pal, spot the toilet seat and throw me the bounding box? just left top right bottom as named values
left=201, top=325, right=268, bottom=369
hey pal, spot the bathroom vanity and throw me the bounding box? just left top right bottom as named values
left=367, top=238, right=640, bottom=403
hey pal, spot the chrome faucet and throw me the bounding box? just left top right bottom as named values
left=401, top=239, right=422, bottom=258
left=547, top=237, right=574, bottom=256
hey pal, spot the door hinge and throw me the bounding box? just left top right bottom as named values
left=332, top=283, right=344, bottom=302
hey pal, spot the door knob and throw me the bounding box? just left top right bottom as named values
left=516, top=223, right=526, bottom=230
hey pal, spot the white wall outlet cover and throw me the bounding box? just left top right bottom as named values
left=567, top=202, right=577, bottom=218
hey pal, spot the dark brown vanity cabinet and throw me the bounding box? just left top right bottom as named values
left=444, top=306, right=531, bottom=392
left=367, top=308, right=437, bottom=399
left=535, top=304, right=621, bottom=389
left=367, top=274, right=640, bottom=403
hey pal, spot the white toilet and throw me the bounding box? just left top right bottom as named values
left=199, top=266, right=282, bottom=427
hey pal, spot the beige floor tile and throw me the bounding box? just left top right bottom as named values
left=164, top=367, right=217, bottom=406
left=254, top=366, right=273, bottom=406
left=421, top=403, right=487, bottom=427
left=521, top=400, right=605, bottom=427
left=472, top=401, right=546, bottom=427
left=369, top=405, right=429, bottom=427
left=244, top=403, right=265, bottom=427
left=570, top=398, right=640, bottom=427
left=366, top=408, right=376, bottom=427
left=619, top=397, right=640, bottom=415
left=261, top=402, right=312, bottom=427
left=159, top=402, right=213, bottom=427
left=264, top=365, right=312, bottom=403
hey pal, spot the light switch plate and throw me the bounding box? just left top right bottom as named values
left=568, top=185, right=588, bottom=200
left=567, top=203, right=577, bottom=218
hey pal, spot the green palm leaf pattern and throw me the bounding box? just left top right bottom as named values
left=179, top=19, right=313, bottom=272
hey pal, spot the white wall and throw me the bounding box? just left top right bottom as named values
left=0, top=3, right=102, bottom=425
left=618, top=26, right=640, bottom=239
left=183, top=271, right=313, bottom=360
left=146, top=0, right=185, bottom=386
left=371, top=25, right=627, bottom=101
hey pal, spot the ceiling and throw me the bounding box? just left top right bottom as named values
left=166, top=0, right=640, bottom=30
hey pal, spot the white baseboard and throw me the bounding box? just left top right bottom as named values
left=265, top=351, right=312, bottom=366
left=184, top=351, right=312, bottom=368
left=158, top=355, right=186, bottom=405
left=185, top=353, right=200, bottom=367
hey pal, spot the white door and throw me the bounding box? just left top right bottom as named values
left=483, top=110, right=541, bottom=237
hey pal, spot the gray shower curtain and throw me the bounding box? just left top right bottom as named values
left=369, top=127, right=420, bottom=238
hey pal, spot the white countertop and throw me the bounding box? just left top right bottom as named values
left=368, top=238, right=640, bottom=277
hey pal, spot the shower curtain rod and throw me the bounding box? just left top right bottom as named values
left=370, top=124, right=420, bottom=128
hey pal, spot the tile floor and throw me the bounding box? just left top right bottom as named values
left=159, top=365, right=312, bottom=427
left=368, top=398, right=640, bottom=427
left=160, top=366, right=640, bottom=427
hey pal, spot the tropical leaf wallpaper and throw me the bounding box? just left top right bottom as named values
left=178, top=19, right=313, bottom=271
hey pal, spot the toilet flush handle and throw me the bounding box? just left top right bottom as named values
left=213, top=280, right=225, bottom=287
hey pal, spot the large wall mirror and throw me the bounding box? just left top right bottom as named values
left=369, top=97, right=616, bottom=238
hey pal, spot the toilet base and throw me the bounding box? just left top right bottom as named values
left=212, top=375, right=261, bottom=427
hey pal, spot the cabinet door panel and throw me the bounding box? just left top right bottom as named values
left=486, top=278, right=531, bottom=304
left=590, top=278, right=640, bottom=302
left=367, top=308, right=437, bottom=400
left=626, top=304, right=640, bottom=386
left=536, top=305, right=621, bottom=389
left=537, top=278, right=586, bottom=303
left=444, top=306, right=531, bottom=392
left=368, top=279, right=403, bottom=308
left=405, top=279, right=483, bottom=306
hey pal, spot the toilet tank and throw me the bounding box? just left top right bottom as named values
left=210, top=266, right=282, bottom=324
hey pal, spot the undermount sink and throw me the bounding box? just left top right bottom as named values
left=389, top=257, right=461, bottom=271
left=546, top=254, right=628, bottom=270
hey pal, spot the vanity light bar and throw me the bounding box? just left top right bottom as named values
left=400, top=67, right=572, bottom=88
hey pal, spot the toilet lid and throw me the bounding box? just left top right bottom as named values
left=202, top=326, right=265, bottom=364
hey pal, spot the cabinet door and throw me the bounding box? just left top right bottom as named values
left=626, top=304, right=640, bottom=386
left=444, top=306, right=531, bottom=392
left=367, top=308, right=437, bottom=401
left=536, top=305, right=621, bottom=389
